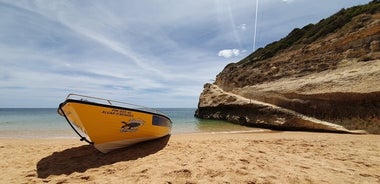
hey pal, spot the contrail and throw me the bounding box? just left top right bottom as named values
left=253, top=0, right=259, bottom=52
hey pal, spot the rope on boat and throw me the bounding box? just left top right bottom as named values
left=58, top=104, right=94, bottom=145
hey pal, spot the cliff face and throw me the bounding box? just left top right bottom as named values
left=195, top=84, right=367, bottom=134
left=215, top=10, right=380, bottom=91
left=196, top=2, right=380, bottom=134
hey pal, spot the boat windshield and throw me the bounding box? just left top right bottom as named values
left=65, top=94, right=166, bottom=116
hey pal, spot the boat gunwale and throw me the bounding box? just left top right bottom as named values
left=60, top=99, right=172, bottom=123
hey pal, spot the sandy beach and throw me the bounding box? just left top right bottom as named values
left=0, top=131, right=379, bottom=184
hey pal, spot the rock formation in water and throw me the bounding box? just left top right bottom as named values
left=195, top=1, right=380, bottom=134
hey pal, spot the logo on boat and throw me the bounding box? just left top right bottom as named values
left=120, top=119, right=144, bottom=132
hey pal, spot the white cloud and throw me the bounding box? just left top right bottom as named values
left=218, top=49, right=240, bottom=58
left=238, top=24, right=247, bottom=30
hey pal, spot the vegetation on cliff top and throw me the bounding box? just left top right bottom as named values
left=239, top=0, right=380, bottom=64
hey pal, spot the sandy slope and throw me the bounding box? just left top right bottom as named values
left=1, top=132, right=379, bottom=183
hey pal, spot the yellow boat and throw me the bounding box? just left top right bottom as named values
left=58, top=94, right=172, bottom=153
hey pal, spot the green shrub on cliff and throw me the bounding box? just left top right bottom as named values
left=239, top=0, right=380, bottom=65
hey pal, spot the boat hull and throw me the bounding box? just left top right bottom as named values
left=59, top=99, right=172, bottom=153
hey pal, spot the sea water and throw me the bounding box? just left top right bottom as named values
left=0, top=108, right=263, bottom=139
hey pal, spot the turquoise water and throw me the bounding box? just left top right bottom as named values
left=0, top=108, right=261, bottom=139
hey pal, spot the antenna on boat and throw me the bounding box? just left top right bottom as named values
left=253, top=0, right=259, bottom=52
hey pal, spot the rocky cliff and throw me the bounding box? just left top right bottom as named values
left=195, top=1, right=380, bottom=134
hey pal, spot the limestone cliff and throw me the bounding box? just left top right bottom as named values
left=195, top=1, right=380, bottom=133
left=195, top=84, right=366, bottom=133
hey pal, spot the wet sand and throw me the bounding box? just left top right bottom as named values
left=0, top=131, right=379, bottom=183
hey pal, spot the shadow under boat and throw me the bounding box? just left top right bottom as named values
left=37, top=135, right=170, bottom=178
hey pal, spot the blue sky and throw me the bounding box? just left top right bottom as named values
left=0, top=0, right=370, bottom=108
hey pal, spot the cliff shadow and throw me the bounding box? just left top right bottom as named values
left=37, top=135, right=170, bottom=178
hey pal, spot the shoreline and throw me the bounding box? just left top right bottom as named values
left=1, top=131, right=379, bottom=183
